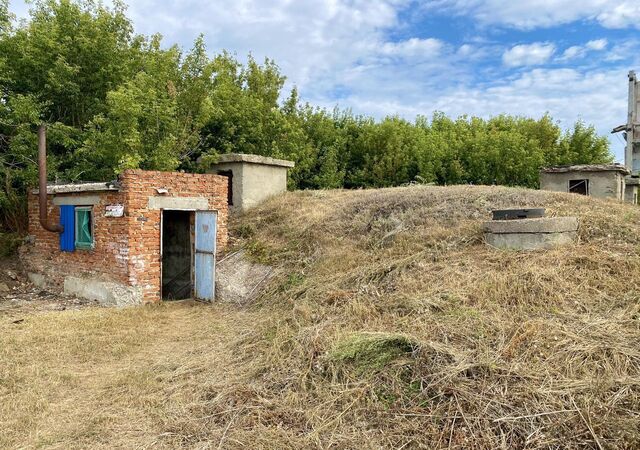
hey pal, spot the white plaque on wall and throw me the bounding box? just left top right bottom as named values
left=105, top=204, right=124, bottom=217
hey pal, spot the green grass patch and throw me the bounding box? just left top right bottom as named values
left=329, top=332, right=417, bottom=374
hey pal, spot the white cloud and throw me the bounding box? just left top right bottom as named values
left=502, top=43, right=555, bottom=67
left=597, top=3, right=640, bottom=28
left=560, top=46, right=585, bottom=61
left=586, top=38, right=608, bottom=50
left=379, top=38, right=443, bottom=58
left=428, top=0, right=640, bottom=30
left=558, top=39, right=607, bottom=61
left=119, top=0, right=413, bottom=97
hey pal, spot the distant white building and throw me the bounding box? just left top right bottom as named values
left=539, top=164, right=634, bottom=203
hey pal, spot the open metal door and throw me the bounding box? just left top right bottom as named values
left=194, top=211, right=217, bottom=301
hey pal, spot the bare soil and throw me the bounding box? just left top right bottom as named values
left=0, top=256, right=98, bottom=318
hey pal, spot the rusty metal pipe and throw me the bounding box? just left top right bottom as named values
left=38, top=124, right=63, bottom=233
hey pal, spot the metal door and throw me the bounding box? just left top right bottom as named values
left=194, top=211, right=217, bottom=301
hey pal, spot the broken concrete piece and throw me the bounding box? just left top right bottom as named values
left=27, top=272, right=47, bottom=288
left=5, top=270, right=17, bottom=280
left=0, top=283, right=9, bottom=294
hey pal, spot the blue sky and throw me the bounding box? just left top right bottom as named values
left=9, top=0, right=640, bottom=161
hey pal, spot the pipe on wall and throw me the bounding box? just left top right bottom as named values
left=38, top=124, right=63, bottom=233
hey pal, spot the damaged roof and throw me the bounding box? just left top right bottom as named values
left=31, top=181, right=120, bottom=195
left=540, top=163, right=630, bottom=175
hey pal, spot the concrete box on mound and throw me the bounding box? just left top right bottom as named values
left=207, top=153, right=295, bottom=213
left=483, top=217, right=579, bottom=250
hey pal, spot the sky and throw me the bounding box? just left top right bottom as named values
left=9, top=0, right=640, bottom=162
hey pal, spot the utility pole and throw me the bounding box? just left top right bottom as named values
left=613, top=71, right=640, bottom=176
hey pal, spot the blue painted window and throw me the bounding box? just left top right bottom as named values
left=59, top=205, right=75, bottom=252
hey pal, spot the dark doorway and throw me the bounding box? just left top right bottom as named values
left=218, top=170, right=233, bottom=205
left=569, top=179, right=589, bottom=195
left=162, top=210, right=192, bottom=300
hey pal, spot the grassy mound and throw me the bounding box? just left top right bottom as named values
left=1, top=185, right=639, bottom=449
left=233, top=185, right=640, bottom=448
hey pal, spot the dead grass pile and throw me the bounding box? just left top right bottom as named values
left=229, top=185, right=640, bottom=448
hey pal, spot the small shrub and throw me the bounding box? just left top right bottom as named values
left=245, top=240, right=270, bottom=264
left=235, top=223, right=256, bottom=239
left=0, top=232, right=22, bottom=257
left=280, top=272, right=305, bottom=291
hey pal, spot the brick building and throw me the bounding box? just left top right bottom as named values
left=22, top=170, right=228, bottom=305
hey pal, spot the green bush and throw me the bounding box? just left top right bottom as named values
left=0, top=232, right=22, bottom=257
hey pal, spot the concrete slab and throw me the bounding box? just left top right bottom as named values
left=32, top=182, right=119, bottom=195
left=216, top=153, right=295, bottom=168
left=63, top=276, right=142, bottom=306
left=483, top=216, right=579, bottom=250
left=485, top=231, right=578, bottom=250
left=53, top=195, right=101, bottom=206
left=215, top=250, right=274, bottom=304
left=483, top=217, right=579, bottom=234
left=148, top=196, right=209, bottom=210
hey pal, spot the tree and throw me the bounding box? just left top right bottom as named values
left=0, top=0, right=615, bottom=232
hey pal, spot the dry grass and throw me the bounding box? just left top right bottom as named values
left=2, top=185, right=640, bottom=448
left=0, top=303, right=270, bottom=449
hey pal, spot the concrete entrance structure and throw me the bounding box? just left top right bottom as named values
left=539, top=164, right=630, bottom=202
left=22, top=170, right=229, bottom=305
left=625, top=177, right=639, bottom=205
left=484, top=217, right=579, bottom=250
left=207, top=153, right=295, bottom=212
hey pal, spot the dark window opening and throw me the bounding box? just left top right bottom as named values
left=569, top=179, right=589, bottom=195
left=162, top=210, right=192, bottom=300
left=218, top=170, right=233, bottom=205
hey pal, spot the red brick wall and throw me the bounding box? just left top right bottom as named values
left=121, top=170, right=228, bottom=302
left=23, top=170, right=229, bottom=304
left=24, top=190, right=129, bottom=287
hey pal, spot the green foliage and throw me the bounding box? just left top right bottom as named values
left=0, top=232, right=22, bottom=257
left=329, top=332, right=417, bottom=374
left=0, top=0, right=615, bottom=232
left=280, top=271, right=305, bottom=291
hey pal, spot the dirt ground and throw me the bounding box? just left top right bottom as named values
left=0, top=256, right=99, bottom=319
left=0, top=254, right=265, bottom=449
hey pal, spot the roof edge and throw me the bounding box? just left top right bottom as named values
left=214, top=153, right=295, bottom=168
left=31, top=182, right=120, bottom=195
left=540, top=163, right=630, bottom=175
